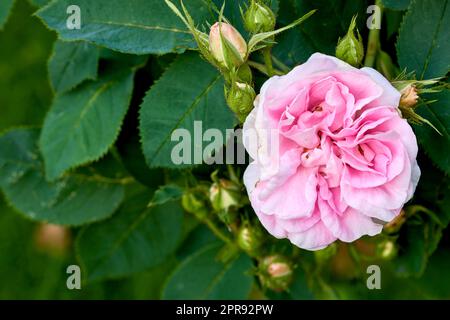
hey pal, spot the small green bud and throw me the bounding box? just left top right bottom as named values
left=209, top=178, right=242, bottom=213
left=181, top=190, right=209, bottom=220
left=236, top=63, right=253, bottom=84
left=258, top=255, right=293, bottom=292
left=209, top=22, right=247, bottom=70
left=336, top=16, right=364, bottom=67
left=243, top=0, right=276, bottom=33
left=376, top=239, right=397, bottom=260
left=237, top=220, right=265, bottom=256
left=225, top=82, right=256, bottom=122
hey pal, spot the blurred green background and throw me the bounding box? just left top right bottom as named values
left=0, top=0, right=177, bottom=299
left=1, top=0, right=450, bottom=300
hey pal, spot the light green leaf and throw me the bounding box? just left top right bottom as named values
left=40, top=68, right=134, bottom=180
left=48, top=40, right=99, bottom=94
left=36, top=0, right=211, bottom=54
left=397, top=0, right=450, bottom=79
left=140, top=52, right=236, bottom=168
left=163, top=243, right=254, bottom=299
left=0, top=129, right=124, bottom=226
left=76, top=186, right=184, bottom=282
left=0, top=0, right=14, bottom=29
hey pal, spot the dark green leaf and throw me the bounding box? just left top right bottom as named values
left=176, top=224, right=219, bottom=260
left=382, top=0, right=411, bottom=10
left=413, top=91, right=450, bottom=174
left=140, top=52, right=236, bottom=168
left=163, top=243, right=254, bottom=299
left=149, top=184, right=184, bottom=207
left=0, top=129, right=124, bottom=225
left=29, top=0, right=50, bottom=7
left=394, top=218, right=442, bottom=278
left=40, top=68, right=134, bottom=180
left=48, top=40, right=99, bottom=93
left=397, top=0, right=450, bottom=79
left=76, top=186, right=184, bottom=282
left=36, top=0, right=211, bottom=54
left=273, top=0, right=368, bottom=67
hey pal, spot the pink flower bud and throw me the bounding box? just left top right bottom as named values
left=400, top=85, right=419, bottom=108
left=209, top=22, right=247, bottom=69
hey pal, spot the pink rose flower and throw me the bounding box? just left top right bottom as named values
left=243, top=53, right=420, bottom=250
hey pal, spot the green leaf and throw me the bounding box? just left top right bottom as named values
left=76, top=186, right=184, bottom=282
left=0, top=129, right=124, bottom=226
left=0, top=0, right=54, bottom=132
left=413, top=91, right=450, bottom=174
left=29, top=0, right=50, bottom=7
left=394, top=206, right=444, bottom=278
left=0, top=0, right=14, bottom=29
left=382, top=0, right=411, bottom=10
left=397, top=0, right=450, bottom=79
left=48, top=40, right=99, bottom=94
left=415, top=155, right=450, bottom=226
left=273, top=0, right=369, bottom=67
left=40, top=67, right=135, bottom=181
left=149, top=184, right=184, bottom=207
left=36, top=0, right=211, bottom=54
left=394, top=223, right=429, bottom=277
left=140, top=52, right=236, bottom=168
left=176, top=224, right=219, bottom=260
left=163, top=243, right=254, bottom=299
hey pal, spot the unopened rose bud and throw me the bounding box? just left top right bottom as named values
left=377, top=239, right=397, bottom=260
left=209, top=178, right=242, bottom=213
left=258, top=255, right=293, bottom=292
left=237, top=220, right=264, bottom=256
left=34, top=223, right=71, bottom=256
left=226, top=82, right=256, bottom=122
left=336, top=16, right=364, bottom=67
left=209, top=22, right=247, bottom=70
left=243, top=0, right=276, bottom=33
left=182, top=190, right=209, bottom=220
left=400, top=85, right=419, bottom=108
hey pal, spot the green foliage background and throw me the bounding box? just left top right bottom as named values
left=0, top=0, right=449, bottom=299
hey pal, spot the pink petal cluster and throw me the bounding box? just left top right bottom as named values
left=243, top=53, right=420, bottom=250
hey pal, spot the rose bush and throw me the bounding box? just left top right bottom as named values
left=0, top=0, right=449, bottom=300
left=244, top=53, right=420, bottom=250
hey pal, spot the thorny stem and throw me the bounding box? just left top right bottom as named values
left=272, top=55, right=291, bottom=73
left=204, top=218, right=234, bottom=244
left=72, top=173, right=136, bottom=185
left=248, top=60, right=284, bottom=76
left=364, top=0, right=383, bottom=67
left=262, top=47, right=275, bottom=77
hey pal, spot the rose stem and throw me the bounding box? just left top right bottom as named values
left=364, top=0, right=384, bottom=67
